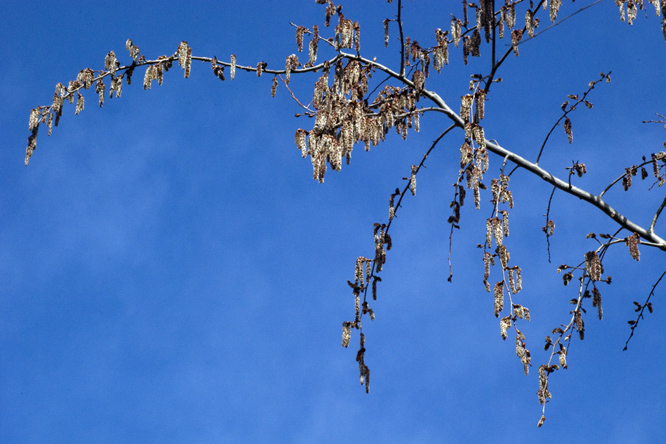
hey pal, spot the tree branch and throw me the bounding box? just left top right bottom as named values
left=623, top=268, right=666, bottom=351
left=515, top=0, right=607, bottom=47
left=650, top=197, right=666, bottom=234
left=397, top=0, right=405, bottom=78
left=336, top=51, right=666, bottom=250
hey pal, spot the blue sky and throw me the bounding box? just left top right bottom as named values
left=2, top=0, right=666, bottom=442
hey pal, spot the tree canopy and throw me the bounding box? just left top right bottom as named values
left=3, top=0, right=666, bottom=441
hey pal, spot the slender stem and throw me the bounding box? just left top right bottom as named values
left=387, top=125, right=456, bottom=235
left=623, top=268, right=666, bottom=350
left=650, top=197, right=666, bottom=234
left=491, top=0, right=496, bottom=68
left=30, top=36, right=666, bottom=253
left=544, top=186, right=556, bottom=263
left=599, top=159, right=654, bottom=199
left=277, top=75, right=315, bottom=112
left=515, top=0, right=606, bottom=47
left=360, top=125, right=456, bottom=307
left=535, top=115, right=567, bottom=166
left=397, top=0, right=405, bottom=78
left=336, top=50, right=666, bottom=250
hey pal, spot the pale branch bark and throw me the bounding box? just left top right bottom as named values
left=191, top=54, right=342, bottom=75
left=31, top=53, right=346, bottom=121
left=334, top=51, right=666, bottom=251
left=651, top=197, right=666, bottom=235
left=483, top=139, right=666, bottom=250
left=31, top=40, right=665, bottom=253
left=202, top=43, right=666, bottom=253
left=642, top=113, right=666, bottom=124
left=23, top=1, right=666, bottom=428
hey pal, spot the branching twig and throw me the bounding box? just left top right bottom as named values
left=397, top=0, right=405, bottom=78
left=23, top=1, right=666, bottom=425
left=543, top=187, right=557, bottom=263
left=598, top=157, right=657, bottom=198
left=278, top=74, right=315, bottom=113
left=624, top=269, right=666, bottom=350
left=535, top=72, right=609, bottom=165
left=514, top=0, right=606, bottom=47
left=329, top=57, right=664, bottom=255
left=361, top=125, right=455, bottom=300
left=650, top=197, right=666, bottom=234
left=642, top=113, right=666, bottom=124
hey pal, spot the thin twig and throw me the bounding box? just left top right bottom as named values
left=487, top=0, right=545, bottom=92
left=333, top=51, right=666, bottom=250
left=361, top=125, right=455, bottom=307
left=536, top=72, right=609, bottom=165
left=544, top=186, right=556, bottom=263
left=624, top=269, right=666, bottom=350
left=642, top=113, right=666, bottom=124
left=650, top=197, right=666, bottom=234
left=277, top=75, right=315, bottom=113
left=387, top=125, right=456, bottom=235
left=515, top=0, right=606, bottom=47
left=397, top=0, right=405, bottom=78
left=599, top=158, right=655, bottom=198
left=29, top=40, right=666, bottom=253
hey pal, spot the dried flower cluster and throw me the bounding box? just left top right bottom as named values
left=615, top=0, right=666, bottom=40
left=211, top=57, right=226, bottom=81
left=610, top=151, right=666, bottom=193
left=550, top=0, right=563, bottom=23
left=563, top=117, right=573, bottom=143
left=24, top=39, right=194, bottom=165
left=23, top=0, right=666, bottom=427
left=177, top=41, right=192, bottom=78
left=584, top=251, right=603, bottom=281
left=356, top=333, right=370, bottom=393
left=230, top=54, right=236, bottom=81
left=652, top=152, right=666, bottom=186
left=625, top=233, right=641, bottom=261
left=515, top=327, right=531, bottom=375
left=592, top=287, right=603, bottom=320
left=294, top=55, right=426, bottom=182
left=537, top=364, right=557, bottom=407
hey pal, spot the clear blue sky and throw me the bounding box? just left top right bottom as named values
left=2, top=1, right=666, bottom=442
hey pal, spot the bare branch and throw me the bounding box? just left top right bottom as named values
left=650, top=197, right=666, bottom=234
left=543, top=187, right=556, bottom=263
left=624, top=269, right=666, bottom=350
left=397, top=0, right=405, bottom=77
left=337, top=50, right=665, bottom=250
left=514, top=0, right=606, bottom=47
left=535, top=72, right=609, bottom=165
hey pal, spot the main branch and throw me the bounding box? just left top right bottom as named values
left=336, top=51, right=666, bottom=251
